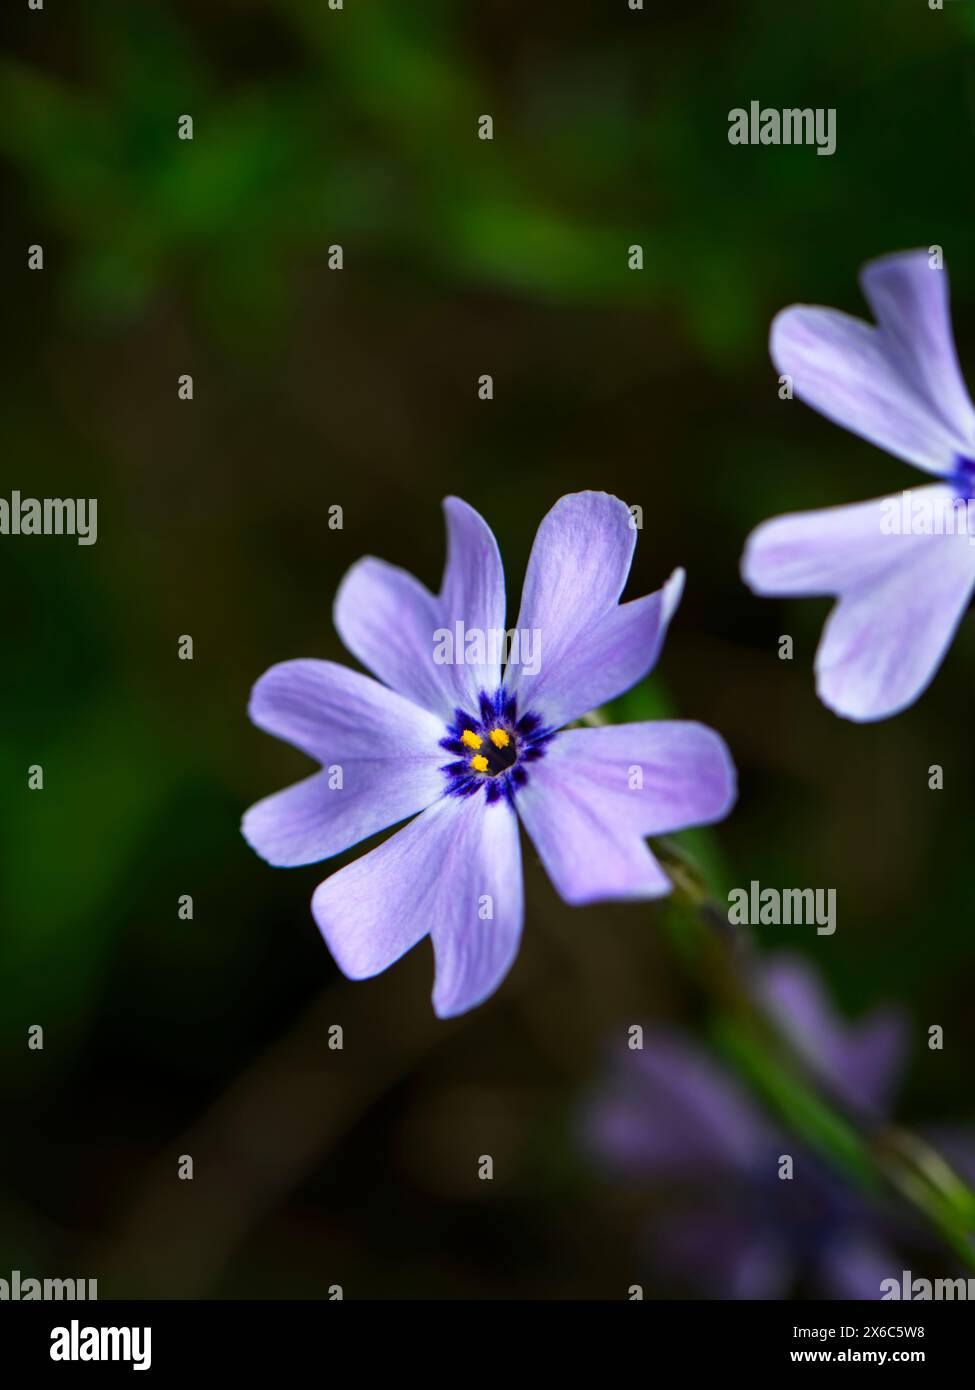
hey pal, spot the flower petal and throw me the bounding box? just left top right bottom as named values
left=332, top=557, right=446, bottom=715
left=438, top=496, right=507, bottom=705
left=816, top=535, right=975, bottom=722
left=744, top=492, right=910, bottom=597
left=743, top=486, right=975, bottom=720
left=584, top=1031, right=771, bottom=1178
left=311, top=793, right=523, bottom=1018
left=861, top=251, right=975, bottom=457
left=242, top=659, right=445, bottom=865
left=333, top=497, right=505, bottom=717
left=759, top=956, right=908, bottom=1118
left=507, top=491, right=682, bottom=727
left=516, top=721, right=736, bottom=905
left=430, top=797, right=523, bottom=1018
left=817, top=1235, right=898, bottom=1302
left=771, top=250, right=975, bottom=476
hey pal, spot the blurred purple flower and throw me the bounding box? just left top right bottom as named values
left=243, top=492, right=736, bottom=1017
left=742, top=250, right=975, bottom=721
left=583, top=955, right=911, bottom=1299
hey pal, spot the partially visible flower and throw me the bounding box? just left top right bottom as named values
left=243, top=492, right=736, bottom=1018
left=582, top=955, right=911, bottom=1299
left=743, top=250, right=975, bottom=721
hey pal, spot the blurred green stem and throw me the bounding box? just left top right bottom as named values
left=652, top=836, right=975, bottom=1272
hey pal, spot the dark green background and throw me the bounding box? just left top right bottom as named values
left=1, top=0, right=972, bottom=1298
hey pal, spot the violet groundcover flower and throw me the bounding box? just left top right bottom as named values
left=583, top=956, right=912, bottom=1300
left=243, top=492, right=736, bottom=1018
left=742, top=250, right=975, bottom=722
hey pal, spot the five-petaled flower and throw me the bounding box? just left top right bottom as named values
left=743, top=249, right=975, bottom=721
left=243, top=492, right=736, bottom=1017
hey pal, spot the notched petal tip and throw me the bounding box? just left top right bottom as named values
left=533, top=490, right=638, bottom=542
left=557, top=874, right=676, bottom=910
left=332, top=552, right=381, bottom=622
left=660, top=565, right=686, bottom=622
left=695, top=724, right=739, bottom=823
left=440, top=493, right=501, bottom=542
left=240, top=793, right=316, bottom=869
left=310, top=875, right=400, bottom=981
left=647, top=719, right=739, bottom=831
left=632, top=564, right=686, bottom=686
left=246, top=657, right=323, bottom=736
left=441, top=494, right=484, bottom=521
left=239, top=803, right=274, bottom=862
left=859, top=245, right=937, bottom=291
left=768, top=302, right=818, bottom=372
left=739, top=518, right=778, bottom=593
left=548, top=488, right=629, bottom=506
left=768, top=302, right=796, bottom=359
left=431, top=986, right=485, bottom=1020
left=767, top=252, right=974, bottom=477
left=813, top=666, right=914, bottom=725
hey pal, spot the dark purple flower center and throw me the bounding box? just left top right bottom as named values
left=950, top=454, right=975, bottom=500
left=439, top=688, right=555, bottom=805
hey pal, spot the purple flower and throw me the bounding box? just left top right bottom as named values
left=583, top=956, right=910, bottom=1299
left=243, top=492, right=736, bottom=1017
left=742, top=250, right=975, bottom=721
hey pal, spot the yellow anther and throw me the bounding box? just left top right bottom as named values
left=470, top=754, right=489, bottom=773
left=489, top=728, right=510, bottom=749
left=461, top=729, right=483, bottom=750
